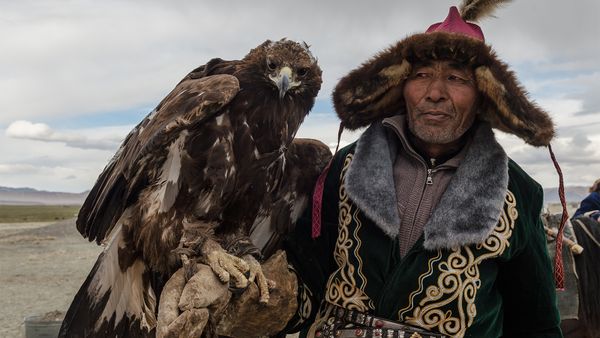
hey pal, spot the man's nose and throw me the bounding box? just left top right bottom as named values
left=425, top=77, right=448, bottom=102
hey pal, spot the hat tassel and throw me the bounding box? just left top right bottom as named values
left=548, top=143, right=568, bottom=290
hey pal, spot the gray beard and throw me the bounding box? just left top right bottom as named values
left=407, top=120, right=470, bottom=145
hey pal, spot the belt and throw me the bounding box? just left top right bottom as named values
left=315, top=306, right=446, bottom=338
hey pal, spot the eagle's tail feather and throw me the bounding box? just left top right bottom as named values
left=59, top=229, right=158, bottom=338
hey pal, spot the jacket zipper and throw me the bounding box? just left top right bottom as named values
left=426, top=159, right=436, bottom=185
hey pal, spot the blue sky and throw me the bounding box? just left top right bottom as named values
left=1, top=0, right=600, bottom=193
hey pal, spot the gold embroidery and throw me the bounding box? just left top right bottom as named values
left=298, top=283, right=313, bottom=322
left=352, top=207, right=370, bottom=291
left=286, top=264, right=313, bottom=326
left=398, top=251, right=444, bottom=318
left=325, top=154, right=374, bottom=311
left=399, top=191, right=518, bottom=338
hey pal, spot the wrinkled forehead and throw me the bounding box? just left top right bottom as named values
left=411, top=59, right=475, bottom=75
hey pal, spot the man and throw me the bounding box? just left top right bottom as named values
left=160, top=4, right=563, bottom=338
left=280, top=5, right=562, bottom=338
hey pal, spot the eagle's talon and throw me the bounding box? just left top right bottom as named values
left=228, top=283, right=248, bottom=296
left=200, top=238, right=250, bottom=289
left=242, top=254, right=271, bottom=304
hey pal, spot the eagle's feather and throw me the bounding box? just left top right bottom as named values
left=60, top=39, right=329, bottom=337
left=459, top=0, right=512, bottom=22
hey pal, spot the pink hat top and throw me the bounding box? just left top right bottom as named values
left=426, top=6, right=485, bottom=41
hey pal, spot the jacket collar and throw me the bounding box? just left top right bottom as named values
left=383, top=115, right=468, bottom=170
left=345, top=118, right=509, bottom=250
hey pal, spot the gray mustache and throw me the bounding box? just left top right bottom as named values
left=414, top=104, right=456, bottom=115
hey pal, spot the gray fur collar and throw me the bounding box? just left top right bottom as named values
left=345, top=120, right=509, bottom=250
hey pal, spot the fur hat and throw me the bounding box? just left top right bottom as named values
left=332, top=2, right=555, bottom=147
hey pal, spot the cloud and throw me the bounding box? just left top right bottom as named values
left=1, top=0, right=598, bottom=126
left=296, top=113, right=364, bottom=153
left=6, top=120, right=124, bottom=150
left=6, top=120, right=53, bottom=139
left=0, top=130, right=116, bottom=193
left=495, top=127, right=600, bottom=190
left=0, top=0, right=599, bottom=193
left=0, top=163, right=40, bottom=175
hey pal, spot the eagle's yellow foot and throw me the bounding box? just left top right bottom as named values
left=200, top=238, right=250, bottom=289
left=243, top=254, right=275, bottom=304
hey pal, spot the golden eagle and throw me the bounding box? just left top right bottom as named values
left=59, top=39, right=330, bottom=337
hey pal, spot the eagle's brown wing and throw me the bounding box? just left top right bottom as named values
left=77, top=71, right=240, bottom=244
left=59, top=72, right=240, bottom=338
left=250, top=138, right=332, bottom=258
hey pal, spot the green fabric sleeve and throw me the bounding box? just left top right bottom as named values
left=499, top=163, right=562, bottom=337
left=282, top=146, right=351, bottom=333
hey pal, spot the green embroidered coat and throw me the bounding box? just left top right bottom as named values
left=284, top=122, right=562, bottom=338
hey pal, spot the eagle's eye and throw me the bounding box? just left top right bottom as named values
left=297, top=67, right=308, bottom=77
left=267, top=61, right=277, bottom=71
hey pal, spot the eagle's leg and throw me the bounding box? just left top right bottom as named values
left=175, top=222, right=250, bottom=287
left=178, top=252, right=196, bottom=281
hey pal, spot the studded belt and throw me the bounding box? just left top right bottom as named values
left=315, top=306, right=447, bottom=338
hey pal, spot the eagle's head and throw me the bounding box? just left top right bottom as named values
left=244, top=39, right=322, bottom=100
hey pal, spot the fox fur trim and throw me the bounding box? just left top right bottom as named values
left=333, top=32, right=554, bottom=146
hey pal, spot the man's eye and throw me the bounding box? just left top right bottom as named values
left=448, top=75, right=467, bottom=82
left=414, top=72, right=430, bottom=78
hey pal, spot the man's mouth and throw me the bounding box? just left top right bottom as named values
left=420, top=110, right=452, bottom=122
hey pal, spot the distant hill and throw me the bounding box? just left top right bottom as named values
left=0, top=185, right=589, bottom=208
left=0, top=186, right=87, bottom=205
left=543, top=186, right=588, bottom=205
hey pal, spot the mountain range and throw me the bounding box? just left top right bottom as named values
left=0, top=186, right=88, bottom=205
left=543, top=185, right=588, bottom=205
left=0, top=185, right=590, bottom=207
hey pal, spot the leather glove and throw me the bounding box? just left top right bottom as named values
left=156, top=263, right=231, bottom=338
left=157, top=250, right=297, bottom=338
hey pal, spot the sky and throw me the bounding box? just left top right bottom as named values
left=1, top=0, right=599, bottom=193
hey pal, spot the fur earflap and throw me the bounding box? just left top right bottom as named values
left=332, top=32, right=555, bottom=146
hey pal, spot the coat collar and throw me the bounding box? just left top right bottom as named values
left=345, top=118, right=509, bottom=250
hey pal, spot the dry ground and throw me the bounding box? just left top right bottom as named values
left=0, top=220, right=300, bottom=338
left=0, top=219, right=102, bottom=337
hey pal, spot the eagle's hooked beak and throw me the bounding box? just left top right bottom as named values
left=271, top=66, right=300, bottom=99
left=279, top=71, right=290, bottom=99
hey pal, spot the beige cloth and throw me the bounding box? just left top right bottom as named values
left=382, top=116, right=468, bottom=257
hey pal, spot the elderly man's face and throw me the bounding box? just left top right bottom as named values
left=403, top=60, right=479, bottom=152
